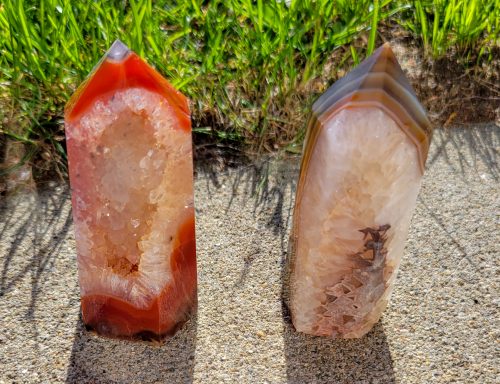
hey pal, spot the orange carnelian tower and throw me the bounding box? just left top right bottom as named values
left=65, top=40, right=197, bottom=341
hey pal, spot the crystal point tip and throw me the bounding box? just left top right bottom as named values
left=106, top=39, right=130, bottom=61
left=312, top=43, right=431, bottom=172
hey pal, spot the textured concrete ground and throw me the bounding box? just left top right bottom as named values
left=0, top=125, right=498, bottom=383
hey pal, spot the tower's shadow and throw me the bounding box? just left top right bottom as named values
left=270, top=158, right=396, bottom=384
left=65, top=312, right=197, bottom=384
left=282, top=314, right=395, bottom=383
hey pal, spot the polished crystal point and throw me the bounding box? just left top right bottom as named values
left=65, top=40, right=197, bottom=341
left=288, top=44, right=432, bottom=338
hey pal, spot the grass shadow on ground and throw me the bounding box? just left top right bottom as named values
left=0, top=185, right=72, bottom=346
left=201, top=156, right=396, bottom=383
left=427, top=124, right=499, bottom=181
left=65, top=312, right=197, bottom=384
left=198, top=156, right=299, bottom=286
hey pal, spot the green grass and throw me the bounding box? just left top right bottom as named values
left=401, top=0, right=499, bottom=58
left=0, top=0, right=498, bottom=176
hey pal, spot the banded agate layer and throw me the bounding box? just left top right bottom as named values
left=289, top=44, right=432, bottom=338
left=65, top=41, right=197, bottom=341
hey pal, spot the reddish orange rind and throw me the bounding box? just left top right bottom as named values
left=65, top=40, right=190, bottom=132
left=81, top=215, right=197, bottom=341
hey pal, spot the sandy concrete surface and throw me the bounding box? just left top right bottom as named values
left=0, top=125, right=498, bottom=383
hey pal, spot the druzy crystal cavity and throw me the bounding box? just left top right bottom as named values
left=288, top=44, right=432, bottom=338
left=65, top=40, right=197, bottom=341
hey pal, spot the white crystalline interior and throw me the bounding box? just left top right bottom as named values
left=68, top=88, right=193, bottom=309
left=290, top=107, right=422, bottom=338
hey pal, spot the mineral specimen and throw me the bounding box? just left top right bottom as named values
left=288, top=44, right=432, bottom=338
left=65, top=40, right=197, bottom=341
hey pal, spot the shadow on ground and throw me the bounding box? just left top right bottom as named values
left=1, top=125, right=497, bottom=382
left=204, top=157, right=396, bottom=383
left=65, top=313, right=197, bottom=384
left=427, top=125, right=499, bottom=181
left=0, top=185, right=71, bottom=302
left=282, top=319, right=395, bottom=383
left=0, top=185, right=73, bottom=347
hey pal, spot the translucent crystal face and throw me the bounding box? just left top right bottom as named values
left=290, top=107, right=422, bottom=338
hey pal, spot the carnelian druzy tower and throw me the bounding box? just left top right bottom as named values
left=288, top=44, right=432, bottom=338
left=65, top=40, right=197, bottom=341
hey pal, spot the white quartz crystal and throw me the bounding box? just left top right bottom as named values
left=68, top=88, right=194, bottom=309
left=290, top=107, right=422, bottom=338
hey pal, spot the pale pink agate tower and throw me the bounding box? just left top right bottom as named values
left=288, top=44, right=432, bottom=338
left=65, top=41, right=197, bottom=341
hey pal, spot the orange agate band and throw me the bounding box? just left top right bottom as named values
left=65, top=41, right=190, bottom=133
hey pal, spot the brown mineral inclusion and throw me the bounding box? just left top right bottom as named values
left=65, top=40, right=197, bottom=341
left=288, top=44, right=432, bottom=338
